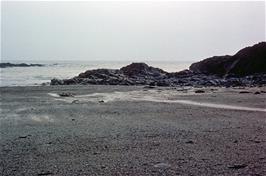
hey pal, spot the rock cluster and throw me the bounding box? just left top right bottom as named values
left=51, top=42, right=266, bottom=87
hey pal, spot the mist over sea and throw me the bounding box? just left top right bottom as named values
left=0, top=60, right=192, bottom=87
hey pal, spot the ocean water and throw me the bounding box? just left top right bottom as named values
left=0, top=60, right=192, bottom=87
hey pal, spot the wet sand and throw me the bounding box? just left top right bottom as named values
left=1, top=85, right=266, bottom=175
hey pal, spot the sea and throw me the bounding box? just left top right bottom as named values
left=0, top=60, right=193, bottom=87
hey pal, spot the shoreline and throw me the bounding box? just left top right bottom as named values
left=1, top=83, right=266, bottom=90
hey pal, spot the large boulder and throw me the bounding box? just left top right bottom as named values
left=228, top=42, right=266, bottom=76
left=189, top=42, right=266, bottom=77
left=189, top=55, right=233, bottom=76
left=120, top=63, right=167, bottom=78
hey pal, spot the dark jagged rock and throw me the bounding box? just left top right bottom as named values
left=0, top=62, right=44, bottom=68
left=156, top=80, right=171, bottom=87
left=51, top=78, right=64, bottom=85
left=239, top=91, right=250, bottom=94
left=228, top=164, right=248, bottom=170
left=195, top=90, right=205, bottom=93
left=58, top=92, right=74, bottom=97
left=189, top=42, right=266, bottom=77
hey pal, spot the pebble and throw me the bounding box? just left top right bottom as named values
left=228, top=164, right=247, bottom=169
left=195, top=90, right=205, bottom=93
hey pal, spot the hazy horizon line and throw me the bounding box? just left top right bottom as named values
left=2, top=40, right=265, bottom=63
left=0, top=59, right=196, bottom=63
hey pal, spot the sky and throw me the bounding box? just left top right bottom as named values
left=1, top=1, right=265, bottom=61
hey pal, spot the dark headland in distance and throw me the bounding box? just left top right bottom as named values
left=0, top=62, right=44, bottom=68
left=51, top=42, right=266, bottom=87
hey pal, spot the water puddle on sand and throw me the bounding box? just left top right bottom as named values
left=163, top=100, right=266, bottom=112
left=47, top=93, right=60, bottom=97
left=48, top=90, right=266, bottom=112
left=30, top=115, right=54, bottom=122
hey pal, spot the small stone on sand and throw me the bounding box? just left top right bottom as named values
left=195, top=90, right=205, bottom=93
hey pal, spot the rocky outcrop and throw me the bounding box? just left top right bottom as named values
left=0, top=62, right=44, bottom=68
left=50, top=62, right=266, bottom=87
left=189, top=42, right=266, bottom=77
left=51, top=63, right=167, bottom=86
left=50, top=42, right=266, bottom=87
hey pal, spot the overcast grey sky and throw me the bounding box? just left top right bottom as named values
left=1, top=1, right=265, bottom=61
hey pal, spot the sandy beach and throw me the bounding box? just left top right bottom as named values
left=1, top=85, right=266, bottom=176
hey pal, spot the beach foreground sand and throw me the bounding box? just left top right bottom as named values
left=1, top=85, right=266, bottom=175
